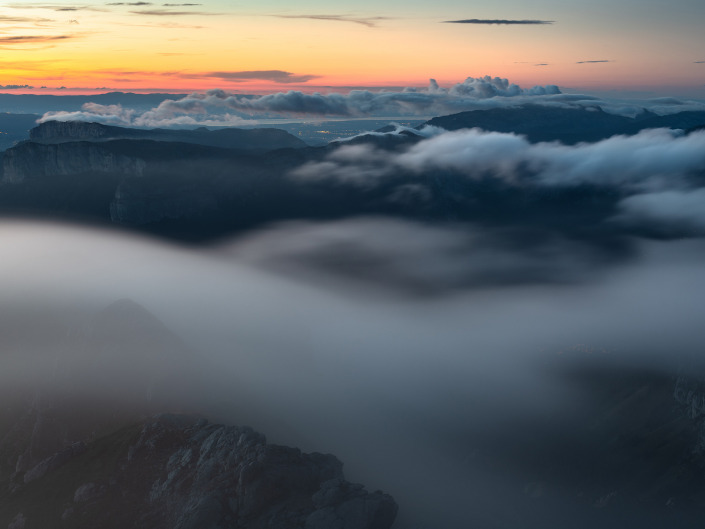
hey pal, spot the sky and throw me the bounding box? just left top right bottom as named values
left=0, top=0, right=704, bottom=96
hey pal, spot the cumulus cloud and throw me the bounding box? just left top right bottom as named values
left=36, top=75, right=705, bottom=128
left=38, top=101, right=248, bottom=127
left=291, top=128, right=705, bottom=190
left=444, top=19, right=554, bottom=25
left=39, top=76, right=561, bottom=126
left=0, top=84, right=34, bottom=90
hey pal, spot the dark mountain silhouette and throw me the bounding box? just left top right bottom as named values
left=423, top=105, right=705, bottom=143
left=30, top=120, right=307, bottom=151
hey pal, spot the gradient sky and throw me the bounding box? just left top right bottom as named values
left=0, top=0, right=704, bottom=96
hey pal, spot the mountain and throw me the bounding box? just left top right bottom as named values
left=423, top=105, right=705, bottom=143
left=29, top=121, right=307, bottom=151
left=0, top=414, right=397, bottom=529
left=0, top=299, right=398, bottom=529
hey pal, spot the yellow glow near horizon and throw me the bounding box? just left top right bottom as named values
left=0, top=1, right=703, bottom=96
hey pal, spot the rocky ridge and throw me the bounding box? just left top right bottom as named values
left=1, top=414, right=397, bottom=529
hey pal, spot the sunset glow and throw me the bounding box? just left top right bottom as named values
left=0, top=0, right=703, bottom=96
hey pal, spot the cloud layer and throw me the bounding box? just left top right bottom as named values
left=38, top=76, right=562, bottom=126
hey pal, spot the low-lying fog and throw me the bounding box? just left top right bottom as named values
left=2, top=219, right=705, bottom=528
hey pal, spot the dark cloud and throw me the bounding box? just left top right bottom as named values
left=695, top=61, right=705, bottom=64
left=107, top=2, right=153, bottom=5
left=163, top=3, right=202, bottom=5
left=576, top=60, right=613, bottom=64
left=273, top=14, right=391, bottom=28
left=444, top=19, right=554, bottom=25
left=197, top=70, right=319, bottom=84
left=0, top=84, right=34, bottom=90
left=535, top=63, right=549, bottom=66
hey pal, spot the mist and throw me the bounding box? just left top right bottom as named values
left=2, top=219, right=705, bottom=528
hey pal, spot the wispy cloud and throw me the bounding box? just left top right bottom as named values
left=0, top=35, right=77, bottom=46
left=0, top=15, right=54, bottom=23
left=576, top=60, right=613, bottom=64
left=162, top=3, right=202, bottom=5
left=195, top=70, right=319, bottom=83
left=7, top=4, right=107, bottom=12
left=129, top=8, right=218, bottom=15
left=535, top=63, right=549, bottom=66
left=273, top=14, right=391, bottom=28
left=107, top=2, right=153, bottom=5
left=695, top=61, right=705, bottom=64
left=444, top=19, right=554, bottom=25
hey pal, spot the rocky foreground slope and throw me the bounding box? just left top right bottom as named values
left=1, top=414, right=397, bottom=529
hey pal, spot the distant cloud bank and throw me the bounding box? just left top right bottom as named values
left=39, top=76, right=561, bottom=127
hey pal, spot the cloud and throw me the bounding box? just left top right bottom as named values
left=695, top=61, right=705, bottom=64
left=576, top=60, right=613, bottom=64
left=193, top=70, right=319, bottom=84
left=273, top=14, right=391, bottom=28
left=290, top=128, right=705, bottom=191
left=0, top=15, right=54, bottom=23
left=107, top=2, right=153, bottom=5
left=0, top=35, right=77, bottom=46
left=444, top=19, right=554, bottom=25
left=37, top=77, right=562, bottom=125
left=225, top=218, right=617, bottom=293
left=163, top=3, right=202, bottom=5
left=616, top=188, right=705, bottom=235
left=0, top=84, right=34, bottom=90
left=129, top=8, right=218, bottom=15
left=6, top=4, right=108, bottom=12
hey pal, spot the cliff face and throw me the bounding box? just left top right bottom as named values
left=1, top=414, right=398, bottom=529
left=2, top=141, right=145, bottom=183
left=29, top=121, right=126, bottom=143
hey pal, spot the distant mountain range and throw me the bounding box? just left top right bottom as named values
left=424, top=105, right=705, bottom=143
left=0, top=106, right=703, bottom=244
left=29, top=120, right=307, bottom=151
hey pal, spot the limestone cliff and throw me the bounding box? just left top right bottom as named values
left=2, top=141, right=145, bottom=183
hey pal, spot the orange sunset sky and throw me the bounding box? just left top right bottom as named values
left=0, top=0, right=704, bottom=96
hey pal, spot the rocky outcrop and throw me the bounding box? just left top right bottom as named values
left=1, top=414, right=397, bottom=529
left=1, top=141, right=145, bottom=183
left=29, top=121, right=124, bottom=143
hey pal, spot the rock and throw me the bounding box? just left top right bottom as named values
left=7, top=513, right=25, bottom=529
left=1, top=414, right=397, bottom=529
left=1, top=141, right=145, bottom=183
